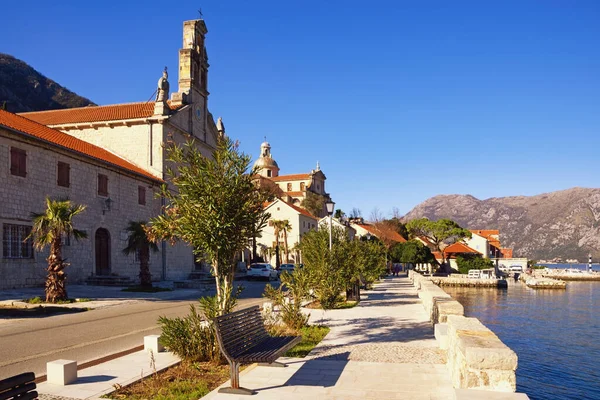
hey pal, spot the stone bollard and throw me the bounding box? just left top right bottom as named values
left=47, top=359, right=77, bottom=385
left=144, top=335, right=164, bottom=353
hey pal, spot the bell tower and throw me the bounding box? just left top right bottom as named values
left=171, top=19, right=209, bottom=109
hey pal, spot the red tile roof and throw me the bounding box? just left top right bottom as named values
left=470, top=229, right=501, bottom=247
left=288, top=202, right=317, bottom=219
left=264, top=199, right=317, bottom=220
left=271, top=173, right=310, bottom=182
left=19, top=102, right=181, bottom=125
left=0, top=109, right=161, bottom=182
left=443, top=242, right=480, bottom=255
left=355, top=224, right=407, bottom=243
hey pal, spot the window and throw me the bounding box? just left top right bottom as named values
left=57, top=162, right=70, bottom=187
left=266, top=170, right=272, bottom=177
left=300, top=182, right=305, bottom=191
left=287, top=183, right=292, bottom=191
left=138, top=186, right=146, bottom=205
left=3, top=224, right=33, bottom=259
left=10, top=147, right=26, bottom=177
left=98, top=174, right=108, bottom=196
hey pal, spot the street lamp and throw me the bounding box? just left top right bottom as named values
left=325, top=200, right=335, bottom=250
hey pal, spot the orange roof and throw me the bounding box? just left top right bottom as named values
left=355, top=224, right=406, bottom=243
left=0, top=109, right=161, bottom=182
left=271, top=173, right=310, bottom=182
left=443, top=242, right=480, bottom=255
left=19, top=102, right=181, bottom=125
left=288, top=202, right=317, bottom=219
left=470, top=229, right=501, bottom=247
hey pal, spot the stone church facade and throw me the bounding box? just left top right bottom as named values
left=1, top=18, right=221, bottom=289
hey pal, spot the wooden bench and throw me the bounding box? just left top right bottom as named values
left=0, top=372, right=37, bottom=400
left=214, top=305, right=302, bottom=395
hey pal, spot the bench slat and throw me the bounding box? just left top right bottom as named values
left=0, top=373, right=35, bottom=393
left=0, top=383, right=36, bottom=400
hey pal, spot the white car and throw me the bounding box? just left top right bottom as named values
left=247, top=263, right=278, bottom=281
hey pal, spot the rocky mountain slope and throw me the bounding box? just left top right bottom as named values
left=0, top=53, right=95, bottom=113
left=402, top=187, right=600, bottom=261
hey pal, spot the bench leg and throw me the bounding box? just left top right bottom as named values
left=219, top=361, right=255, bottom=395
left=257, top=361, right=287, bottom=367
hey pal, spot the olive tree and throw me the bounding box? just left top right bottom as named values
left=150, top=136, right=270, bottom=314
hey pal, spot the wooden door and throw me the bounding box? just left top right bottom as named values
left=95, top=228, right=111, bottom=275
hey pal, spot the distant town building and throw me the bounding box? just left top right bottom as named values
left=253, top=141, right=331, bottom=218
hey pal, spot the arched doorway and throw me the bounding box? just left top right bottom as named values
left=95, top=228, right=111, bottom=276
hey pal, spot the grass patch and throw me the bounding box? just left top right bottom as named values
left=104, top=361, right=230, bottom=400
left=284, top=325, right=330, bottom=358
left=23, top=296, right=43, bottom=304
left=121, top=286, right=172, bottom=293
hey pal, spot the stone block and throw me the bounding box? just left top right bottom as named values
left=434, top=323, right=448, bottom=350
left=47, top=359, right=77, bottom=385
left=144, top=335, right=164, bottom=353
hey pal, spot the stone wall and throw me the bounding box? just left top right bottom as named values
left=408, top=270, right=518, bottom=392
left=0, top=130, right=194, bottom=289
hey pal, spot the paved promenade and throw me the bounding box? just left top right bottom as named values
left=31, top=276, right=527, bottom=399
left=204, top=277, right=454, bottom=400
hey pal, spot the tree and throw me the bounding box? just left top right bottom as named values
left=349, top=208, right=362, bottom=219
left=456, top=254, right=494, bottom=275
left=271, top=219, right=291, bottom=267
left=27, top=197, right=87, bottom=302
left=390, top=240, right=434, bottom=268
left=122, top=221, right=159, bottom=288
left=149, top=136, right=270, bottom=314
left=280, top=219, right=292, bottom=263
left=334, top=209, right=344, bottom=219
left=406, top=218, right=471, bottom=273
left=301, top=191, right=324, bottom=217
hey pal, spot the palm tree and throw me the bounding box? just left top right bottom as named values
left=27, top=197, right=87, bottom=303
left=122, top=221, right=159, bottom=288
left=271, top=219, right=284, bottom=268
left=280, top=219, right=292, bottom=263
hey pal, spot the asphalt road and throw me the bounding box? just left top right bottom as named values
left=0, top=280, right=274, bottom=379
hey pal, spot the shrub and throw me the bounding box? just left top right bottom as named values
left=158, top=285, right=242, bottom=363
left=264, top=270, right=309, bottom=331
left=456, top=254, right=494, bottom=274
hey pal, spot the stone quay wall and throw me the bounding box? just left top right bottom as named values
left=430, top=275, right=508, bottom=288
left=408, top=270, right=518, bottom=392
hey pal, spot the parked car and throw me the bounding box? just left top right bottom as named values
left=278, top=263, right=296, bottom=277
left=247, top=263, right=278, bottom=281
left=509, top=265, right=523, bottom=273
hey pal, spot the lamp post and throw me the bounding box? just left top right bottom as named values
left=325, top=200, right=335, bottom=250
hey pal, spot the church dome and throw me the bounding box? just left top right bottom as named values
left=254, top=157, right=279, bottom=169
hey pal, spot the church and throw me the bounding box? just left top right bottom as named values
left=0, top=18, right=220, bottom=288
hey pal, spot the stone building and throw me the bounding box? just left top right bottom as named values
left=1, top=18, right=222, bottom=288
left=253, top=140, right=331, bottom=218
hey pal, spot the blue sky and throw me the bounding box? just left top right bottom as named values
left=2, top=1, right=599, bottom=218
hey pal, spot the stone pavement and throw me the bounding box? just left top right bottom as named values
left=31, top=276, right=528, bottom=399
left=36, top=349, right=179, bottom=400
left=204, top=277, right=455, bottom=400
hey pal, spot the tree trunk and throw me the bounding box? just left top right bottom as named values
left=252, top=236, right=257, bottom=263
left=46, top=238, right=67, bottom=303
left=283, top=230, right=289, bottom=263
left=139, top=245, right=152, bottom=288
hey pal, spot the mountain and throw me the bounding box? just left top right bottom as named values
left=402, top=187, right=600, bottom=261
left=0, top=53, right=95, bottom=113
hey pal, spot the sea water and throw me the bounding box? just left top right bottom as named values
left=443, top=270, right=600, bottom=400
